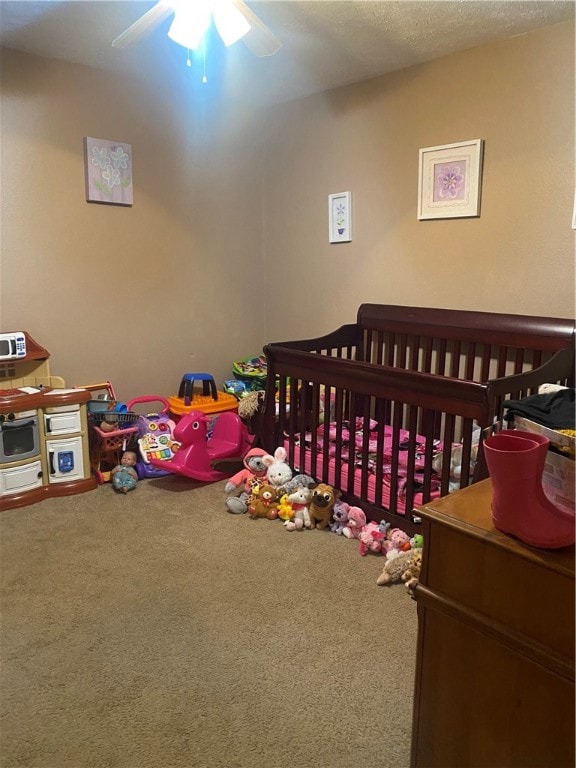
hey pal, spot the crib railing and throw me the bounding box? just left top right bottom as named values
left=263, top=349, right=493, bottom=532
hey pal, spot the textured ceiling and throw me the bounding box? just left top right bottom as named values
left=0, top=1, right=574, bottom=108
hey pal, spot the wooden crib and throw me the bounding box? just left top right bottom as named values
left=259, top=304, right=575, bottom=535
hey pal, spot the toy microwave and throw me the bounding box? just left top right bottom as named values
left=0, top=332, right=26, bottom=360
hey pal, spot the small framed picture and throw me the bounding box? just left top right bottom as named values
left=418, top=139, right=484, bottom=220
left=572, top=192, right=576, bottom=229
left=84, top=136, right=133, bottom=206
left=329, top=191, right=352, bottom=243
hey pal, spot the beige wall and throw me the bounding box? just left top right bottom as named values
left=1, top=21, right=574, bottom=399
left=0, top=49, right=265, bottom=400
left=263, top=21, right=575, bottom=341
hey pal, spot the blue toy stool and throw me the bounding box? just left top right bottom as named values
left=178, top=373, right=218, bottom=406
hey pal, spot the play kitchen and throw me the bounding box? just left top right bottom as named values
left=0, top=332, right=96, bottom=510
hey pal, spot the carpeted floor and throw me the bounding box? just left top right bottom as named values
left=1, top=476, right=418, bottom=768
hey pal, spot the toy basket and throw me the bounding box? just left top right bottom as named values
left=87, top=407, right=139, bottom=428
left=77, top=382, right=141, bottom=483
left=89, top=420, right=139, bottom=451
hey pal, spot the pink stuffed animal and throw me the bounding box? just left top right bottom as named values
left=359, top=521, right=386, bottom=556
left=382, top=527, right=411, bottom=554
left=342, top=507, right=366, bottom=539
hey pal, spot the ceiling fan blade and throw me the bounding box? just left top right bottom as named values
left=111, top=1, right=175, bottom=48
left=232, top=0, right=283, bottom=57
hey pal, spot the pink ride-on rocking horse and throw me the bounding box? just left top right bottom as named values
left=148, top=409, right=253, bottom=482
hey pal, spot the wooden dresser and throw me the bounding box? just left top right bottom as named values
left=411, top=479, right=575, bottom=768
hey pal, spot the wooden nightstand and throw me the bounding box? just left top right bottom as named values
left=410, top=479, right=575, bottom=768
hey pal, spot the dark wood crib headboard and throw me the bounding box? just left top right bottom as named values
left=356, top=304, right=575, bottom=389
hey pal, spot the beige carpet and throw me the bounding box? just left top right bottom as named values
left=1, top=476, right=418, bottom=768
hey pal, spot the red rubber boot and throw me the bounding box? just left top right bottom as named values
left=483, top=429, right=575, bottom=549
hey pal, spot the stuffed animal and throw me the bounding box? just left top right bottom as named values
left=382, top=527, right=411, bottom=554
left=284, top=484, right=313, bottom=530
left=309, top=483, right=341, bottom=530
left=358, top=521, right=386, bottom=556
left=285, top=474, right=316, bottom=494
left=247, top=483, right=280, bottom=519
left=410, top=533, right=424, bottom=549
left=403, top=549, right=423, bottom=594
left=376, top=549, right=420, bottom=586
left=276, top=493, right=294, bottom=521
left=379, top=520, right=391, bottom=537
left=263, top=447, right=293, bottom=496
left=330, top=501, right=349, bottom=534
left=342, top=507, right=366, bottom=539
left=432, top=441, right=479, bottom=493
left=225, top=447, right=270, bottom=514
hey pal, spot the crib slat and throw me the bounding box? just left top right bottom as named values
left=402, top=405, right=420, bottom=517
left=451, top=339, right=462, bottom=378
left=514, top=347, right=525, bottom=374
left=388, top=402, right=403, bottom=516
left=420, top=408, right=438, bottom=505
left=423, top=337, right=433, bottom=374
left=409, top=336, right=419, bottom=372
left=436, top=338, right=447, bottom=376
left=497, top=345, right=509, bottom=378
left=440, top=413, right=457, bottom=495
left=386, top=333, right=395, bottom=368
left=465, top=343, right=477, bottom=381
left=480, top=344, right=492, bottom=383
left=398, top=334, right=408, bottom=369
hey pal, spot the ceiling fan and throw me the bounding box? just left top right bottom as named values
left=111, top=0, right=282, bottom=57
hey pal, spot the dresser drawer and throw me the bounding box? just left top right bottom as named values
left=423, top=519, right=575, bottom=659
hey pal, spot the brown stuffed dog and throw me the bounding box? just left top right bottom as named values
left=309, top=483, right=341, bottom=529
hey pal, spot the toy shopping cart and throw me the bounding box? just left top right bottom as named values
left=77, top=382, right=139, bottom=484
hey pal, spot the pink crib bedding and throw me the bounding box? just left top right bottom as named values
left=285, top=420, right=449, bottom=516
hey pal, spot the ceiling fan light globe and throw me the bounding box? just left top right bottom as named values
left=213, top=1, right=251, bottom=47
left=167, top=2, right=212, bottom=50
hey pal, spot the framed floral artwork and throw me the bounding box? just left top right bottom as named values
left=329, top=191, right=352, bottom=243
left=417, top=139, right=484, bottom=220
left=83, top=137, right=133, bottom=206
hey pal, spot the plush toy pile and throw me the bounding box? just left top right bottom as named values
left=224, top=446, right=423, bottom=592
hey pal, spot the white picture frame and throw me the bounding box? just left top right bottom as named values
left=329, top=191, right=352, bottom=243
left=572, top=191, right=576, bottom=229
left=418, top=139, right=484, bottom=220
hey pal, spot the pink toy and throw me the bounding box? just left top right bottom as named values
left=383, top=527, right=411, bottom=553
left=224, top=447, right=270, bottom=515
left=342, top=506, right=367, bottom=539
left=359, top=521, right=386, bottom=556
left=148, top=409, right=253, bottom=482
